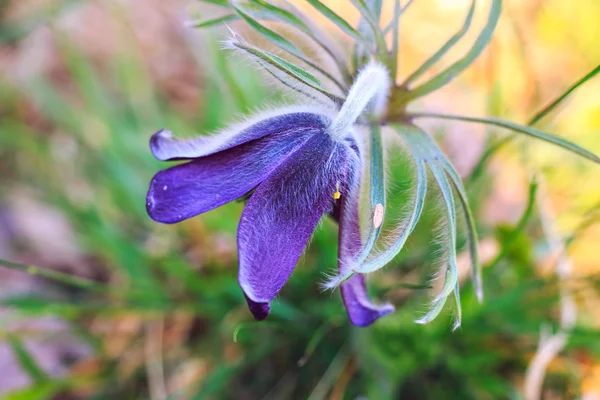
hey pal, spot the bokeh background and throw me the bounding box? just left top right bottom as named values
left=1, top=0, right=599, bottom=398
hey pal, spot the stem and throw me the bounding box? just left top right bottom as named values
left=329, top=63, right=390, bottom=139
left=0, top=257, right=108, bottom=292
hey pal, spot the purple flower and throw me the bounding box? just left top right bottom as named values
left=146, top=102, right=392, bottom=326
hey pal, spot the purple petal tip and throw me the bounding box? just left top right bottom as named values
left=149, top=129, right=172, bottom=161
left=347, top=302, right=395, bottom=328
left=243, top=293, right=270, bottom=321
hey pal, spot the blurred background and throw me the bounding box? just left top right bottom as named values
left=1, top=0, right=599, bottom=398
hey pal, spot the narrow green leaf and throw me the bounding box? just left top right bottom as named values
left=402, top=0, right=476, bottom=87
left=241, top=1, right=310, bottom=32
left=382, top=0, right=414, bottom=35
left=410, top=112, right=600, bottom=164
left=324, top=124, right=427, bottom=288
left=298, top=322, right=332, bottom=367
left=390, top=0, right=402, bottom=79
left=7, top=336, right=48, bottom=383
left=187, top=14, right=239, bottom=28
left=0, top=257, right=108, bottom=292
left=305, top=0, right=365, bottom=42
left=348, top=124, right=387, bottom=267
left=234, top=6, right=301, bottom=56
left=351, top=0, right=388, bottom=59
left=198, top=0, right=230, bottom=7
left=467, top=135, right=512, bottom=185
left=400, top=127, right=461, bottom=325
left=415, top=289, right=445, bottom=325
left=486, top=180, right=538, bottom=270
left=529, top=64, right=600, bottom=125
left=445, top=167, right=482, bottom=302
left=238, top=0, right=352, bottom=84
left=452, top=280, right=462, bottom=330
left=229, top=39, right=344, bottom=105
left=404, top=0, right=501, bottom=101
left=260, top=60, right=321, bottom=101
left=414, top=132, right=483, bottom=302
left=234, top=6, right=346, bottom=91
left=468, top=64, right=600, bottom=184
left=428, top=162, right=459, bottom=301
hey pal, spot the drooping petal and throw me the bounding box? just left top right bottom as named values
left=238, top=133, right=352, bottom=320
left=147, top=116, right=324, bottom=224
left=338, top=186, right=394, bottom=327
left=150, top=110, right=330, bottom=161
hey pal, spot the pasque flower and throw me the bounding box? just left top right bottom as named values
left=146, top=64, right=394, bottom=327
left=148, top=0, right=600, bottom=329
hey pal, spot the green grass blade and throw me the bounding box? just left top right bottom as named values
left=0, top=258, right=108, bottom=292
left=468, top=64, right=600, bottom=184
left=402, top=0, right=476, bottom=87
left=305, top=0, right=365, bottom=43
left=187, top=14, right=239, bottom=28
left=404, top=0, right=501, bottom=101
left=7, top=336, right=48, bottom=383
left=486, top=180, right=538, bottom=270
left=198, top=0, right=230, bottom=7
left=529, top=64, right=600, bottom=125
left=410, top=112, right=600, bottom=164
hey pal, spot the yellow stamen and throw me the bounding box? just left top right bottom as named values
left=333, top=181, right=341, bottom=200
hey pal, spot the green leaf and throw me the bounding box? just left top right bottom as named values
left=234, top=6, right=345, bottom=91
left=445, top=166, right=482, bottom=302
left=409, top=112, right=600, bottom=164
left=402, top=0, right=476, bottom=87
left=0, top=257, right=108, bottom=292
left=486, top=180, right=538, bottom=270
left=351, top=0, right=388, bottom=59
left=411, top=132, right=483, bottom=302
left=198, top=0, right=230, bottom=7
left=229, top=39, right=344, bottom=105
left=399, top=126, right=461, bottom=326
left=390, top=0, right=401, bottom=79
left=238, top=1, right=351, bottom=84
left=324, top=124, right=427, bottom=288
left=382, top=0, right=414, bottom=35
left=187, top=14, right=239, bottom=28
left=348, top=124, right=387, bottom=267
left=467, top=64, right=600, bottom=184
left=305, top=0, right=365, bottom=43
left=7, top=336, right=48, bottom=383
left=529, top=64, right=600, bottom=125
left=240, top=1, right=310, bottom=32
left=234, top=6, right=302, bottom=56
left=404, top=0, right=502, bottom=101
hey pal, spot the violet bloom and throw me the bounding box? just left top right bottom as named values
left=146, top=64, right=393, bottom=327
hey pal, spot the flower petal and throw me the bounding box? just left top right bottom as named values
left=150, top=111, right=329, bottom=161
left=147, top=117, right=323, bottom=224
left=338, top=190, right=394, bottom=327
left=238, top=133, right=351, bottom=320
